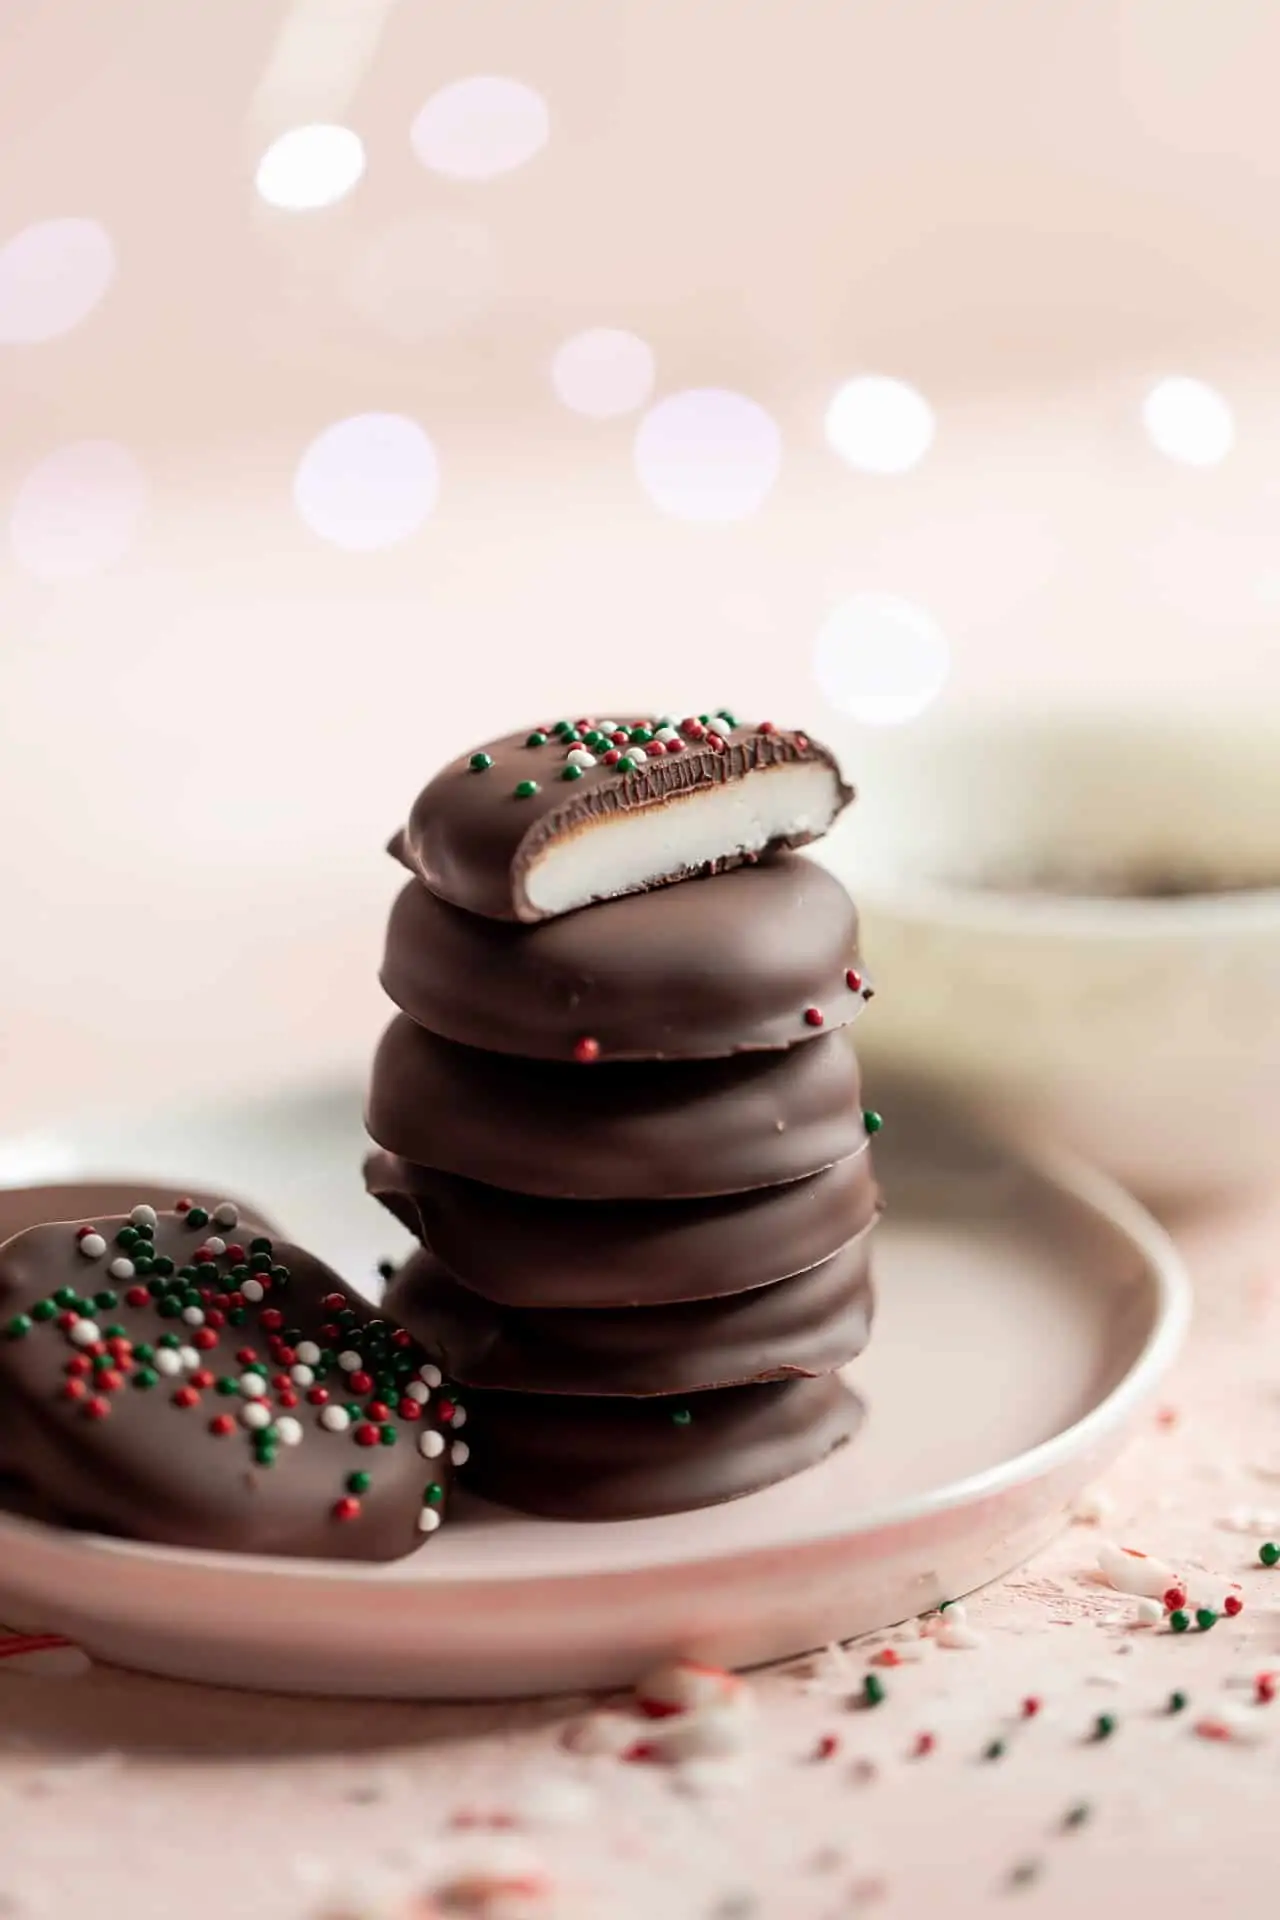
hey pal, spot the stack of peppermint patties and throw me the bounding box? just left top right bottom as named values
left=365, top=712, right=881, bottom=1520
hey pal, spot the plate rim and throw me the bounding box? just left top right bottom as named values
left=0, top=1124, right=1190, bottom=1592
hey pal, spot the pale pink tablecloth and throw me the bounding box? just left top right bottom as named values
left=0, top=1188, right=1276, bottom=1920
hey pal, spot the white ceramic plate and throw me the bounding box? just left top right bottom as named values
left=0, top=1083, right=1188, bottom=1698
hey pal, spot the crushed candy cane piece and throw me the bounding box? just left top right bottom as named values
left=1071, top=1489, right=1116, bottom=1526
left=1133, top=1597, right=1164, bottom=1627
left=559, top=1712, right=635, bottom=1757
left=635, top=1658, right=744, bottom=1718
left=1097, top=1542, right=1179, bottom=1600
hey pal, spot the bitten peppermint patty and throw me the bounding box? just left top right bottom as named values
left=392, top=712, right=853, bottom=922
left=0, top=1201, right=465, bottom=1561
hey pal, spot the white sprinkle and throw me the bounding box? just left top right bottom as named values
left=107, top=1258, right=135, bottom=1282
left=417, top=1507, right=442, bottom=1533
left=419, top=1363, right=442, bottom=1388
left=936, top=1621, right=985, bottom=1650
left=656, top=726, right=679, bottom=742
left=290, top=1364, right=315, bottom=1387
left=181, top=1307, right=205, bottom=1327
left=296, top=1341, right=322, bottom=1366
left=1071, top=1489, right=1116, bottom=1527
left=241, top=1402, right=272, bottom=1431
left=450, top=1440, right=469, bottom=1466
left=622, top=749, right=647, bottom=770
left=338, top=1350, right=363, bottom=1372
left=129, top=1205, right=158, bottom=1229
left=419, top=1430, right=444, bottom=1459
left=404, top=1381, right=430, bottom=1404
left=241, top=1279, right=265, bottom=1304
left=321, top=1406, right=351, bottom=1433
left=155, top=1349, right=183, bottom=1376
left=179, top=1346, right=200, bottom=1371
left=450, top=1405, right=467, bottom=1430
left=76, top=1233, right=107, bottom=1259
left=1133, top=1597, right=1164, bottom=1627
left=275, top=1416, right=303, bottom=1447
left=239, top=1372, right=268, bottom=1398
left=640, top=1703, right=755, bottom=1763
left=212, top=1202, right=238, bottom=1228
left=1097, top=1541, right=1178, bottom=1600
left=565, top=747, right=597, bottom=769
left=201, top=1237, right=227, bottom=1259
left=68, top=1320, right=100, bottom=1348
left=939, top=1601, right=967, bottom=1625
left=562, top=1711, right=636, bottom=1756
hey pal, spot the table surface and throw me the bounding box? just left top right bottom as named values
left=0, top=1183, right=1275, bottom=1920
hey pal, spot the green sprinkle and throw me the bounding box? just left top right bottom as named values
left=347, top=1471, right=371, bottom=1495
left=133, top=1254, right=154, bottom=1275
left=249, top=1236, right=273, bottom=1256
left=1167, top=1690, right=1188, bottom=1713
left=717, top=710, right=737, bottom=728
left=216, top=1377, right=240, bottom=1395
left=379, top=1425, right=397, bottom=1447
left=345, top=1401, right=363, bottom=1420
left=1092, top=1713, right=1116, bottom=1741
left=984, top=1739, right=1006, bottom=1762
left=177, top=1266, right=199, bottom=1283
left=271, top=1265, right=290, bottom=1285
left=1195, top=1608, right=1218, bottom=1632
left=132, top=1367, right=158, bottom=1390
left=1063, top=1804, right=1091, bottom=1831
left=561, top=764, right=583, bottom=782
left=92, top=1353, right=114, bottom=1373
left=671, top=1408, right=693, bottom=1427
left=862, top=1110, right=884, bottom=1135
left=157, top=1298, right=181, bottom=1319
left=158, top=1333, right=181, bottom=1349
left=862, top=1673, right=885, bottom=1708
left=93, top=1290, right=118, bottom=1310
left=115, top=1227, right=139, bottom=1249
left=134, top=1343, right=155, bottom=1362
left=629, top=726, right=652, bottom=744
left=134, top=1222, right=155, bottom=1240
left=1260, top=1541, right=1280, bottom=1567
left=147, top=1279, right=166, bottom=1298
left=552, top=720, right=572, bottom=734
left=424, top=1482, right=444, bottom=1506
left=469, top=751, right=494, bottom=771
left=514, top=780, right=538, bottom=798
left=525, top=731, right=547, bottom=748
left=185, top=1206, right=209, bottom=1229
left=53, top=1287, right=77, bottom=1310
left=5, top=1314, right=32, bottom=1340
left=31, top=1299, right=57, bottom=1323
left=104, top=1323, right=126, bottom=1339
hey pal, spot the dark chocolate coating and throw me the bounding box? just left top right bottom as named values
left=0, top=1207, right=463, bottom=1561
left=381, top=854, right=868, bottom=1063
left=0, top=1183, right=275, bottom=1243
left=394, top=718, right=853, bottom=922
left=460, top=1373, right=864, bottom=1519
left=367, top=1015, right=867, bottom=1200
left=366, top=1148, right=881, bottom=1307
left=384, top=1233, right=875, bottom=1396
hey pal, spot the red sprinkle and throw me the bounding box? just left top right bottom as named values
left=1021, top=1696, right=1042, bottom=1720
left=172, top=1386, right=200, bottom=1410
left=871, top=1648, right=902, bottom=1668
left=758, top=720, right=777, bottom=734
left=190, top=1369, right=215, bottom=1391
left=814, top=1734, right=841, bottom=1760
left=320, top=1322, right=341, bottom=1341
left=438, top=1400, right=457, bottom=1424
left=354, top=1423, right=380, bottom=1448
left=1224, top=1594, right=1244, bottom=1617
left=795, top=732, right=810, bottom=749
left=97, top=1369, right=124, bottom=1394
left=602, top=749, right=621, bottom=765
left=664, top=737, right=685, bottom=753
left=846, top=969, right=863, bottom=993
left=398, top=1398, right=423, bottom=1421
left=610, top=730, right=628, bottom=745
left=1156, top=1406, right=1179, bottom=1429
left=125, top=1286, right=149, bottom=1308
left=333, top=1496, right=361, bottom=1522
left=912, top=1732, right=937, bottom=1758
left=61, top=1379, right=86, bottom=1402
left=276, top=1389, right=299, bottom=1409
left=260, top=1309, right=284, bottom=1332
left=83, top=1396, right=110, bottom=1421
left=307, top=1387, right=330, bottom=1405
left=225, top=1245, right=246, bottom=1264
left=64, top=1355, right=91, bottom=1378
left=645, top=740, right=666, bottom=757
left=75, top=1225, right=97, bottom=1241
left=194, top=1328, right=218, bottom=1350
left=349, top=1371, right=374, bottom=1396
left=271, top=1373, right=292, bottom=1392
left=57, top=1311, right=78, bottom=1331
left=706, top=731, right=727, bottom=751
left=573, top=1037, right=601, bottom=1064
left=803, top=1006, right=825, bottom=1028
left=322, top=1293, right=346, bottom=1312
left=174, top=1197, right=193, bottom=1213
left=366, top=1401, right=391, bottom=1423
left=1164, top=1587, right=1187, bottom=1613
left=1256, top=1673, right=1276, bottom=1705
left=205, top=1309, right=226, bottom=1330
left=392, top=1329, right=413, bottom=1350
left=209, top=1414, right=236, bottom=1437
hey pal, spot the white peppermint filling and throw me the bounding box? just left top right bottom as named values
left=523, top=762, right=842, bottom=918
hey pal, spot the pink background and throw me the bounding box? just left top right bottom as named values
left=4, top=0, right=1280, bottom=1133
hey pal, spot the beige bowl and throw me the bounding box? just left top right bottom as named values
left=819, top=710, right=1280, bottom=1202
